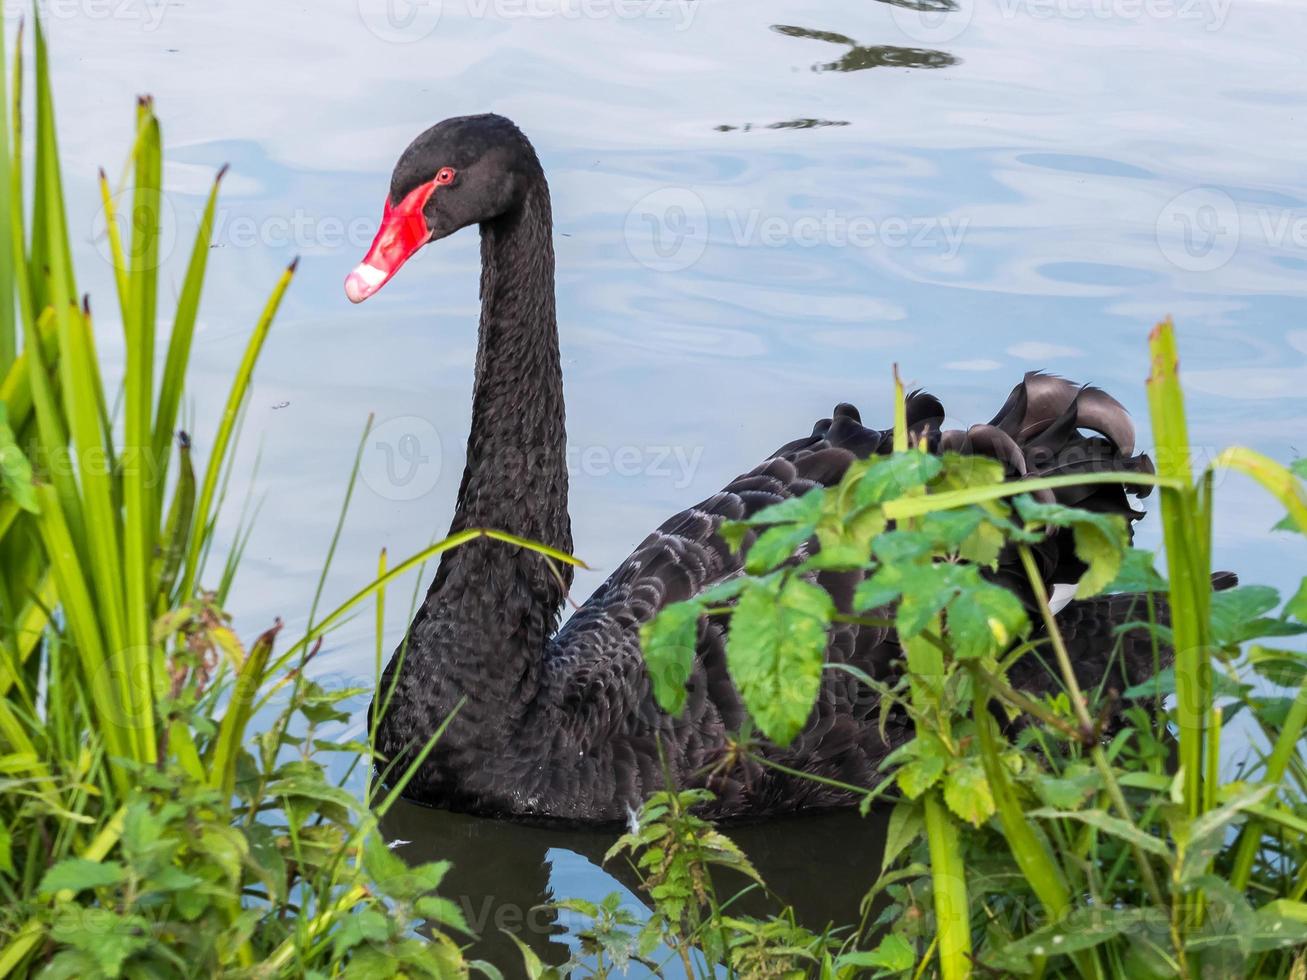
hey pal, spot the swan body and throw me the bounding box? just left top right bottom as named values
left=351, top=114, right=1164, bottom=823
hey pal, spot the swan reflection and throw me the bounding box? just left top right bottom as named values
left=382, top=801, right=890, bottom=970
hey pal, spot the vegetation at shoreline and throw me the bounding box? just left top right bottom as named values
left=0, top=16, right=485, bottom=978
left=1, top=11, right=1304, bottom=979
left=605, top=328, right=1307, bottom=978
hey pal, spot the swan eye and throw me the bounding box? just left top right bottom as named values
left=435, top=167, right=457, bottom=185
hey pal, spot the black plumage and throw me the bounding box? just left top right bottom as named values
left=357, top=115, right=1186, bottom=823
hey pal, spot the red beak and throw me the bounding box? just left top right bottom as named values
left=345, top=178, right=439, bottom=303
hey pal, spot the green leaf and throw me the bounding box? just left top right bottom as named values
left=839, top=933, right=916, bottom=971
left=853, top=452, right=943, bottom=507
left=1028, top=808, right=1172, bottom=857
left=812, top=498, right=885, bottom=569
left=853, top=565, right=903, bottom=613
left=1013, top=496, right=1128, bottom=597
left=50, top=908, right=150, bottom=976
left=1106, top=548, right=1168, bottom=593
left=696, top=578, right=747, bottom=606
left=1248, top=645, right=1307, bottom=687
left=1175, top=785, right=1273, bottom=884
left=416, top=895, right=474, bottom=935
left=38, top=858, right=126, bottom=895
left=745, top=521, right=814, bottom=573
left=943, top=760, right=994, bottom=827
left=987, top=906, right=1170, bottom=972
left=881, top=800, right=924, bottom=872
left=1209, top=585, right=1306, bottom=646
left=504, top=930, right=561, bottom=980
left=1122, top=665, right=1249, bottom=701
left=946, top=574, right=1027, bottom=659
left=919, top=507, right=982, bottom=550
left=894, top=734, right=948, bottom=799
left=331, top=907, right=392, bottom=958
left=640, top=600, right=701, bottom=715
left=726, top=576, right=832, bottom=745
left=0, top=403, right=38, bottom=513
left=1286, top=577, right=1307, bottom=623
left=1029, top=764, right=1099, bottom=810
left=895, top=564, right=963, bottom=639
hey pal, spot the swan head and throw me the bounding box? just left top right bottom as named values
left=345, top=113, right=539, bottom=303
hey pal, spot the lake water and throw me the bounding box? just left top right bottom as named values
left=24, top=0, right=1307, bottom=969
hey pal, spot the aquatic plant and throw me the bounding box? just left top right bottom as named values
left=0, top=14, right=488, bottom=978
left=617, top=324, right=1307, bottom=978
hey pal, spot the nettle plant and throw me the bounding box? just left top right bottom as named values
left=638, top=335, right=1307, bottom=979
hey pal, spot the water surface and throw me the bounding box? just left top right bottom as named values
left=24, top=0, right=1307, bottom=968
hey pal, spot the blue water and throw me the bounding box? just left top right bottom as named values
left=28, top=0, right=1307, bottom=968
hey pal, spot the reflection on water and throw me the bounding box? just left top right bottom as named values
left=382, top=801, right=890, bottom=969
left=771, top=24, right=959, bottom=72
left=715, top=119, right=851, bottom=132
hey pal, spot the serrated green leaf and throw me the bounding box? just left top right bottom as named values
left=943, top=761, right=994, bottom=827
left=38, top=858, right=126, bottom=895
left=1106, top=548, right=1168, bottom=593
left=331, top=907, right=391, bottom=958
left=1248, top=645, right=1307, bottom=687
left=1013, top=496, right=1128, bottom=597
left=839, top=933, right=915, bottom=971
left=986, top=906, right=1170, bottom=972
left=881, top=799, right=924, bottom=872
left=745, top=522, right=814, bottom=573
left=896, top=754, right=944, bottom=798
left=946, top=576, right=1027, bottom=659
left=416, top=895, right=474, bottom=935
left=854, top=452, right=943, bottom=507
left=726, top=576, right=832, bottom=745
left=640, top=601, right=701, bottom=715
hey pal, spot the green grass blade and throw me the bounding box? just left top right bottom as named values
left=179, top=259, right=297, bottom=601
left=1147, top=319, right=1211, bottom=821
left=153, top=433, right=195, bottom=610
left=31, top=485, right=131, bottom=792
left=121, top=102, right=163, bottom=764
left=96, top=166, right=129, bottom=326
left=208, top=620, right=280, bottom=798
left=153, top=165, right=225, bottom=481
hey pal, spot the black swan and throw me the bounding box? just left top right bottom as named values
left=348, top=114, right=1164, bottom=823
